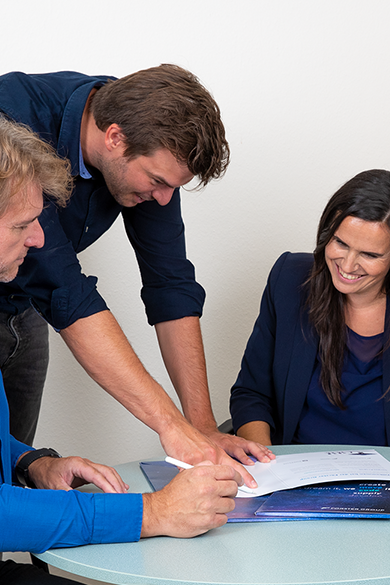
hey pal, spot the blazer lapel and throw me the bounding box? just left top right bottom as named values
left=382, top=296, right=390, bottom=444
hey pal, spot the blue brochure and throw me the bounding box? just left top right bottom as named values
left=140, top=461, right=178, bottom=491
left=255, top=481, right=390, bottom=519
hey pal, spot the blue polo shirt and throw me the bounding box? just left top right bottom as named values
left=0, top=71, right=205, bottom=330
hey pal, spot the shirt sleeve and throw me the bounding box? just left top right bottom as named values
left=9, top=436, right=32, bottom=484
left=0, top=71, right=109, bottom=146
left=0, top=484, right=143, bottom=553
left=14, top=202, right=108, bottom=330
left=122, top=189, right=206, bottom=325
left=229, top=253, right=290, bottom=434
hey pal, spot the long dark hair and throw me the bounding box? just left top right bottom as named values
left=307, top=169, right=390, bottom=408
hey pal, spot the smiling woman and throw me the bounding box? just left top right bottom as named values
left=325, top=217, right=390, bottom=304
left=230, top=169, right=390, bottom=447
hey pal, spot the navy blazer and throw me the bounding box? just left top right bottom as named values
left=230, top=252, right=390, bottom=444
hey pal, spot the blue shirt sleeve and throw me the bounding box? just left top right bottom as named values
left=0, top=348, right=144, bottom=553
left=9, top=436, right=31, bottom=484
left=0, top=485, right=143, bottom=553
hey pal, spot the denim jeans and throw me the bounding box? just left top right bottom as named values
left=0, top=560, right=84, bottom=584
left=0, top=307, right=49, bottom=446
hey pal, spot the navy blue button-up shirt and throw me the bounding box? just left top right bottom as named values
left=0, top=71, right=205, bottom=330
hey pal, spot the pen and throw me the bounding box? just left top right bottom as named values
left=165, top=456, right=257, bottom=494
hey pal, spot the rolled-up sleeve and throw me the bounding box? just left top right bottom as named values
left=123, top=189, right=205, bottom=325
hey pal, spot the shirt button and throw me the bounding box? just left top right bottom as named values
left=85, top=226, right=89, bottom=232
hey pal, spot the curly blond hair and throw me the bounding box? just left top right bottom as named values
left=0, top=116, right=72, bottom=216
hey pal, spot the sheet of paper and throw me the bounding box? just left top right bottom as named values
left=239, top=449, right=390, bottom=497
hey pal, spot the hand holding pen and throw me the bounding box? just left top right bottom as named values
left=141, top=457, right=243, bottom=537
left=165, top=456, right=257, bottom=495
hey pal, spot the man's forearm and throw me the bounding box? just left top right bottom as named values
left=155, top=316, right=218, bottom=433
left=60, top=310, right=188, bottom=436
left=60, top=311, right=274, bottom=480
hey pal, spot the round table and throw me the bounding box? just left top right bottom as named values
left=36, top=444, right=390, bottom=585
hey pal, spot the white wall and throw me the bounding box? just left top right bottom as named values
left=1, top=0, right=390, bottom=466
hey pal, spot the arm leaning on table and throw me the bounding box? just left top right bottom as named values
left=156, top=316, right=274, bottom=464
left=61, top=310, right=273, bottom=489
left=1, top=435, right=141, bottom=553
left=126, top=193, right=275, bottom=474
left=11, top=176, right=272, bottom=484
left=1, top=435, right=241, bottom=553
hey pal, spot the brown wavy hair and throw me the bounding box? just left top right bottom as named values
left=0, top=117, right=72, bottom=216
left=306, top=169, right=390, bottom=408
left=90, top=64, right=230, bottom=187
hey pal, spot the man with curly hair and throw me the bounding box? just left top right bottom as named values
left=0, top=115, right=243, bottom=585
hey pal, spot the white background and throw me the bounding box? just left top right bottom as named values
left=1, top=0, right=389, bottom=468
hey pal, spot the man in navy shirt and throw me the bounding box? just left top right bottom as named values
left=0, top=65, right=270, bottom=486
left=0, top=115, right=242, bottom=585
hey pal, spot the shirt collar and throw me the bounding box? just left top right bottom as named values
left=79, top=143, right=92, bottom=179
left=57, top=80, right=106, bottom=177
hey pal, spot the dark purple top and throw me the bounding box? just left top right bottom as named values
left=294, top=328, right=386, bottom=445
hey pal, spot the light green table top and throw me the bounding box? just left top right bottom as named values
left=36, top=445, right=390, bottom=585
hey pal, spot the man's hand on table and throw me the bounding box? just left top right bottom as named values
left=203, top=428, right=275, bottom=466
left=26, top=455, right=129, bottom=493
left=159, top=419, right=274, bottom=490
left=141, top=461, right=240, bottom=538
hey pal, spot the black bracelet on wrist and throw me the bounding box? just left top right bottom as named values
left=15, top=447, right=61, bottom=488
